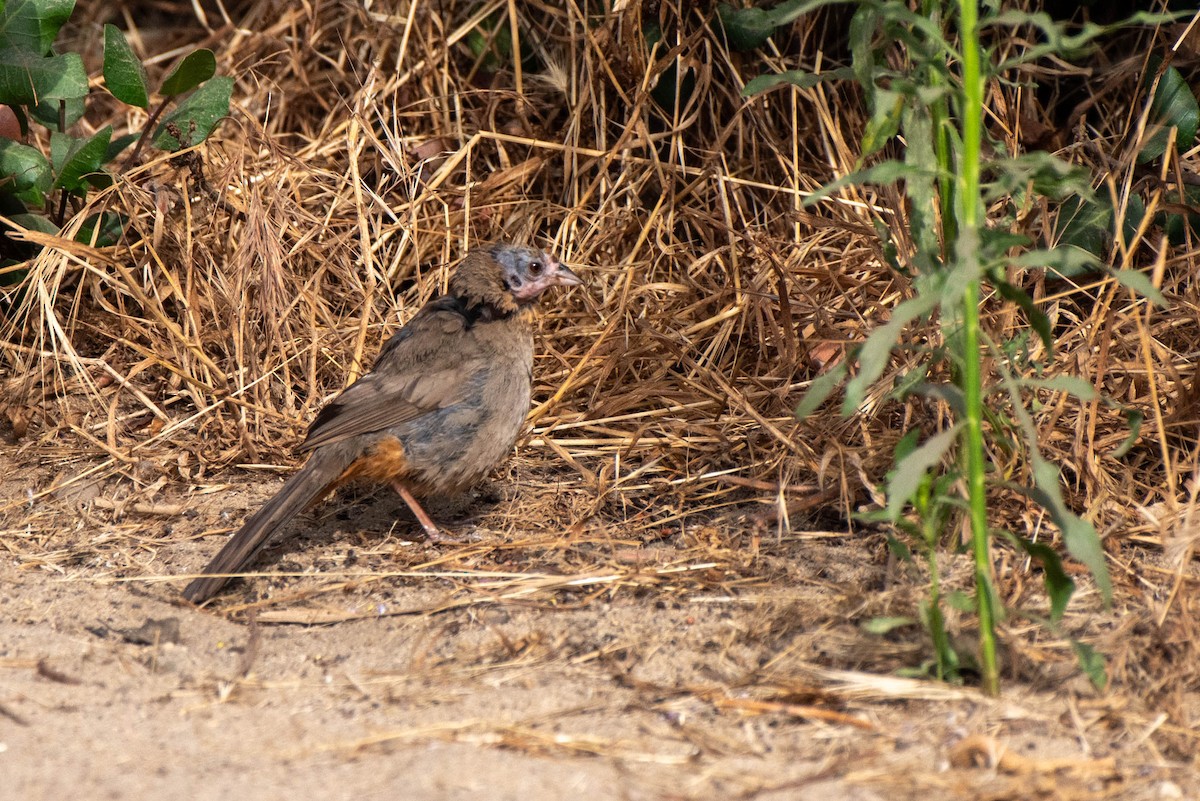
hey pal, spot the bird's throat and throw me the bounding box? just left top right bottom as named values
left=447, top=293, right=518, bottom=328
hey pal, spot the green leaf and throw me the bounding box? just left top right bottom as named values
left=993, top=276, right=1052, bottom=354
left=102, top=24, right=148, bottom=108
left=84, top=168, right=112, bottom=190
left=1139, top=63, right=1200, bottom=164
left=0, top=137, right=51, bottom=204
left=1116, top=194, right=1147, bottom=248
left=717, top=4, right=776, bottom=51
left=804, top=160, right=922, bottom=207
left=159, top=48, right=216, bottom=97
left=977, top=229, right=1032, bottom=263
left=1052, top=196, right=1110, bottom=268
left=0, top=259, right=28, bottom=286
left=859, top=87, right=905, bottom=160
left=8, top=211, right=58, bottom=234
left=884, top=533, right=913, bottom=562
left=892, top=427, right=922, bottom=463
left=50, top=125, right=111, bottom=195
left=742, top=66, right=855, bottom=96
left=891, top=361, right=932, bottom=401
left=1111, top=409, right=1142, bottom=459
left=946, top=590, right=973, bottom=612
left=464, top=11, right=539, bottom=76
left=795, top=359, right=848, bottom=418
left=936, top=235, right=978, bottom=302
left=0, top=49, right=86, bottom=105
left=848, top=1, right=878, bottom=89
left=894, top=663, right=937, bottom=679
left=152, top=75, right=232, bottom=151
left=842, top=291, right=938, bottom=414
left=1160, top=210, right=1200, bottom=246
left=1112, top=268, right=1167, bottom=307
left=1158, top=184, right=1200, bottom=246
left=920, top=597, right=961, bottom=682
left=872, top=218, right=904, bottom=274
left=76, top=210, right=125, bottom=246
left=1051, top=193, right=1160, bottom=274
left=48, top=126, right=67, bottom=166
left=642, top=19, right=662, bottom=49
left=105, top=132, right=139, bottom=163
left=1071, top=640, right=1107, bottom=691
left=899, top=88, right=942, bottom=261
left=988, top=10, right=1187, bottom=71
left=885, top=426, right=958, bottom=520
left=1025, top=456, right=1112, bottom=606
left=1005, top=531, right=1075, bottom=621
left=0, top=0, right=75, bottom=54
left=1162, top=210, right=1185, bottom=246
left=985, top=151, right=1094, bottom=202
left=1020, top=374, right=1098, bottom=401
left=765, top=0, right=855, bottom=26
left=1055, top=195, right=1109, bottom=243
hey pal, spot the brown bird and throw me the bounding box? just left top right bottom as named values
left=183, top=243, right=580, bottom=603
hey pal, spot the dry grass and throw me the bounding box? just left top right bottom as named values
left=2, top=0, right=1200, bottom=770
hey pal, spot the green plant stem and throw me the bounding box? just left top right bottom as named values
left=124, top=96, right=173, bottom=168
left=918, top=483, right=952, bottom=681
left=926, top=551, right=949, bottom=680
left=955, top=0, right=999, bottom=696
left=921, top=0, right=956, bottom=253
left=962, top=281, right=998, bottom=694
left=54, top=100, right=69, bottom=226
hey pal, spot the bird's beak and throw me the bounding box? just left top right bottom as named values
left=552, top=261, right=583, bottom=288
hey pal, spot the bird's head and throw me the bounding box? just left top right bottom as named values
left=451, top=243, right=581, bottom=313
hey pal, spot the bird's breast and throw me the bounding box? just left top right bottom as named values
left=394, top=324, right=534, bottom=494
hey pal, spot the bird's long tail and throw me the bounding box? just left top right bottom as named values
left=183, top=450, right=349, bottom=603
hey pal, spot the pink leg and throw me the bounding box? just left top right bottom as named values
left=391, top=481, right=451, bottom=543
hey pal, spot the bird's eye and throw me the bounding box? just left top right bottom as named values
left=528, top=261, right=543, bottom=276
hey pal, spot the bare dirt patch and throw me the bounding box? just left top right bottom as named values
left=1, top=447, right=1193, bottom=800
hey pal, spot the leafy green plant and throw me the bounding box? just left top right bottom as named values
left=862, top=429, right=964, bottom=682
left=1054, top=60, right=1200, bottom=264
left=0, top=0, right=232, bottom=279
left=717, top=0, right=813, bottom=52
left=1138, top=60, right=1198, bottom=165
left=747, top=0, right=1179, bottom=693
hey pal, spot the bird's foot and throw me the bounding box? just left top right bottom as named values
left=420, top=524, right=456, bottom=544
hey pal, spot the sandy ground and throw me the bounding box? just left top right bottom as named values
left=1, top=448, right=1196, bottom=800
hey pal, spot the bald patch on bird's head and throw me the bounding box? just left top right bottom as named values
left=450, top=244, right=581, bottom=314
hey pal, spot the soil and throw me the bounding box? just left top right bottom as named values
left=0, top=447, right=1194, bottom=800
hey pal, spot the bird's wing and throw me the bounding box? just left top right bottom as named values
left=296, top=297, right=478, bottom=453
